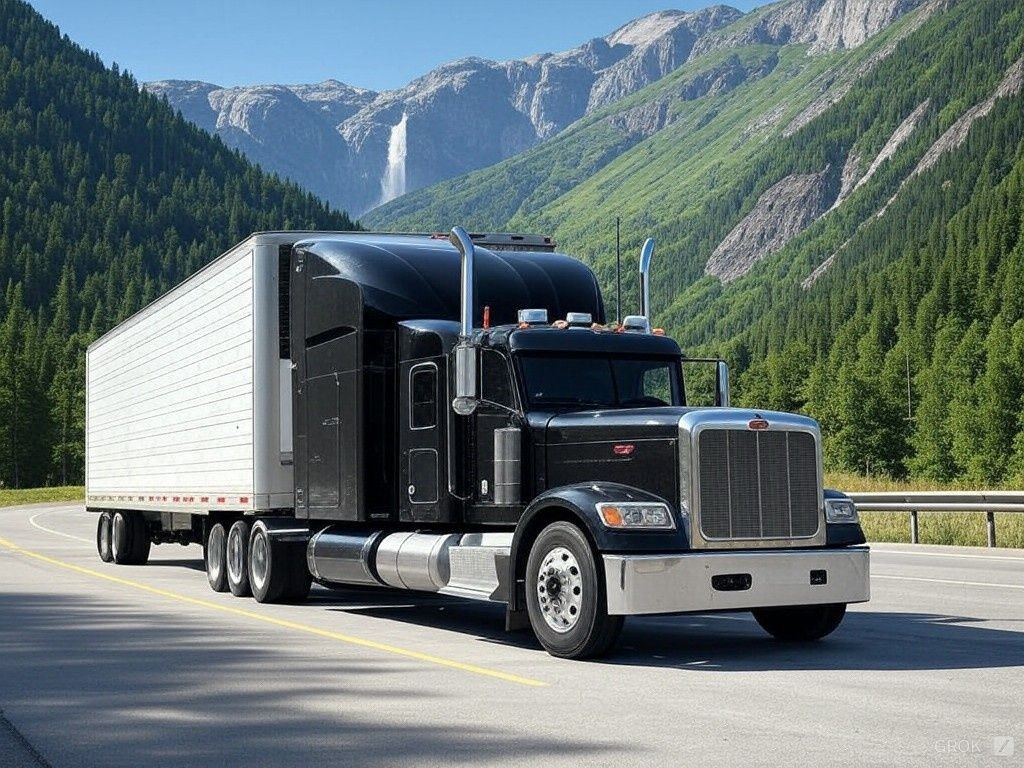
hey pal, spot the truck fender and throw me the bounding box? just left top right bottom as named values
left=506, top=483, right=687, bottom=613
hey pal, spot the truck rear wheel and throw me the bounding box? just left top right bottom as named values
left=96, top=512, right=113, bottom=563
left=130, top=514, right=151, bottom=565
left=525, top=521, right=623, bottom=659
left=247, top=525, right=312, bottom=604
left=753, top=603, right=847, bottom=641
left=248, top=523, right=288, bottom=603
left=205, top=523, right=229, bottom=592
left=226, top=519, right=252, bottom=597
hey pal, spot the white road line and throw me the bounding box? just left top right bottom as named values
left=28, top=510, right=92, bottom=544
left=873, top=574, right=1024, bottom=590
left=872, top=548, right=1024, bottom=562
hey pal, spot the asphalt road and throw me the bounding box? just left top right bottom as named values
left=0, top=503, right=1021, bottom=768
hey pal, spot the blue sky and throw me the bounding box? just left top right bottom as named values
left=31, top=0, right=767, bottom=91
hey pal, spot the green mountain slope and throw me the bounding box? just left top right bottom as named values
left=371, top=0, right=1024, bottom=484
left=0, top=0, right=355, bottom=487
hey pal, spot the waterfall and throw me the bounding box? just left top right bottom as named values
left=379, top=112, right=408, bottom=205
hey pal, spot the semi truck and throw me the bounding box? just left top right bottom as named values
left=85, top=228, right=869, bottom=659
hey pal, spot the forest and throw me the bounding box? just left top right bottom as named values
left=0, top=0, right=354, bottom=487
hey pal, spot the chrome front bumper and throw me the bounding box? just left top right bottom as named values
left=603, top=546, right=870, bottom=615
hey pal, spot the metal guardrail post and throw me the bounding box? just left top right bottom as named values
left=847, top=490, right=1024, bottom=548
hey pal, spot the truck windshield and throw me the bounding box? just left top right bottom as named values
left=518, top=354, right=682, bottom=409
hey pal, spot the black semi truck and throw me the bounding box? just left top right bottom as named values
left=85, top=228, right=869, bottom=659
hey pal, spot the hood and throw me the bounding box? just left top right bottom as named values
left=539, top=406, right=693, bottom=444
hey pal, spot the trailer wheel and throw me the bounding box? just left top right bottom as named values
left=111, top=511, right=134, bottom=564
left=525, top=521, right=623, bottom=659
left=226, top=519, right=252, bottom=597
left=248, top=523, right=288, bottom=604
left=753, top=603, right=847, bottom=641
left=205, top=523, right=229, bottom=592
left=96, top=512, right=113, bottom=563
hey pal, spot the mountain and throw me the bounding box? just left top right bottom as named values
left=370, top=0, right=1024, bottom=485
left=0, top=0, right=354, bottom=487
left=146, top=6, right=743, bottom=216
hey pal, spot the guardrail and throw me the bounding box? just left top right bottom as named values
left=846, top=492, right=1024, bottom=547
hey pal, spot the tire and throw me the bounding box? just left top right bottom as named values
left=205, top=522, right=229, bottom=593
left=753, top=603, right=847, bottom=642
left=226, top=519, right=252, bottom=597
left=525, top=521, right=623, bottom=659
left=283, top=544, right=313, bottom=603
left=96, top=511, right=113, bottom=563
left=111, top=511, right=150, bottom=565
left=110, top=511, right=134, bottom=564
left=248, top=522, right=288, bottom=604
left=129, top=514, right=151, bottom=565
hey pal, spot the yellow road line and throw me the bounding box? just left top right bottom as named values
left=0, top=534, right=547, bottom=688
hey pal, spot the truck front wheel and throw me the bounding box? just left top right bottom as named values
left=525, top=521, right=623, bottom=659
left=753, top=603, right=847, bottom=641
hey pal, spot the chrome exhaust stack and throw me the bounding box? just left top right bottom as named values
left=639, top=237, right=654, bottom=329
left=450, top=225, right=479, bottom=415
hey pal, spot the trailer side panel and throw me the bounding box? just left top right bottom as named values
left=86, top=241, right=265, bottom=512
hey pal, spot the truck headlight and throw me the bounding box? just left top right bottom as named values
left=824, top=498, right=859, bottom=524
left=596, top=502, right=675, bottom=530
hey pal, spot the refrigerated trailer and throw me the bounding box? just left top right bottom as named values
left=86, top=228, right=869, bottom=658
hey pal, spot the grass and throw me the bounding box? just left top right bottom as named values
left=827, top=472, right=1024, bottom=549
left=0, top=486, right=84, bottom=508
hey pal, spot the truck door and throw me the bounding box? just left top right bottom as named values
left=471, top=348, right=521, bottom=523
left=399, top=360, right=442, bottom=522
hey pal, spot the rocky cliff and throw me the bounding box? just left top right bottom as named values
left=147, top=7, right=741, bottom=216
left=148, top=1, right=927, bottom=218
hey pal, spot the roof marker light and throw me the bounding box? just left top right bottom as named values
left=518, top=308, right=548, bottom=325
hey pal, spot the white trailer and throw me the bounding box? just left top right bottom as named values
left=85, top=232, right=308, bottom=514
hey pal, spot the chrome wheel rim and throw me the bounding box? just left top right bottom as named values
left=99, top=517, right=110, bottom=556
left=112, top=514, right=126, bottom=556
left=227, top=527, right=245, bottom=584
left=250, top=532, right=269, bottom=592
left=208, top=527, right=224, bottom=580
left=536, top=546, right=583, bottom=633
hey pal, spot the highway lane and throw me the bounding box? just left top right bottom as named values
left=1, top=503, right=1021, bottom=767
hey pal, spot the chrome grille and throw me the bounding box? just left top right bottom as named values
left=697, top=429, right=819, bottom=540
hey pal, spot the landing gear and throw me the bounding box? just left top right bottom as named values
left=226, top=519, right=252, bottom=597
left=249, top=522, right=311, bottom=604
left=753, top=603, right=847, bottom=641
left=110, top=511, right=150, bottom=565
left=525, top=521, right=623, bottom=659
left=205, top=522, right=229, bottom=592
left=96, top=511, right=113, bottom=563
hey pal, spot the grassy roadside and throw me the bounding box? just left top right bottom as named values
left=0, top=486, right=84, bottom=508
left=827, top=473, right=1024, bottom=549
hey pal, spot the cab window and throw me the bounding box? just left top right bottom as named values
left=481, top=349, right=516, bottom=410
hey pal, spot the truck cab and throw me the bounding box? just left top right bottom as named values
left=288, top=228, right=868, bottom=657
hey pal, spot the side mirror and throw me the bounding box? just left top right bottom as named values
left=715, top=361, right=731, bottom=408
left=452, top=341, right=479, bottom=416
